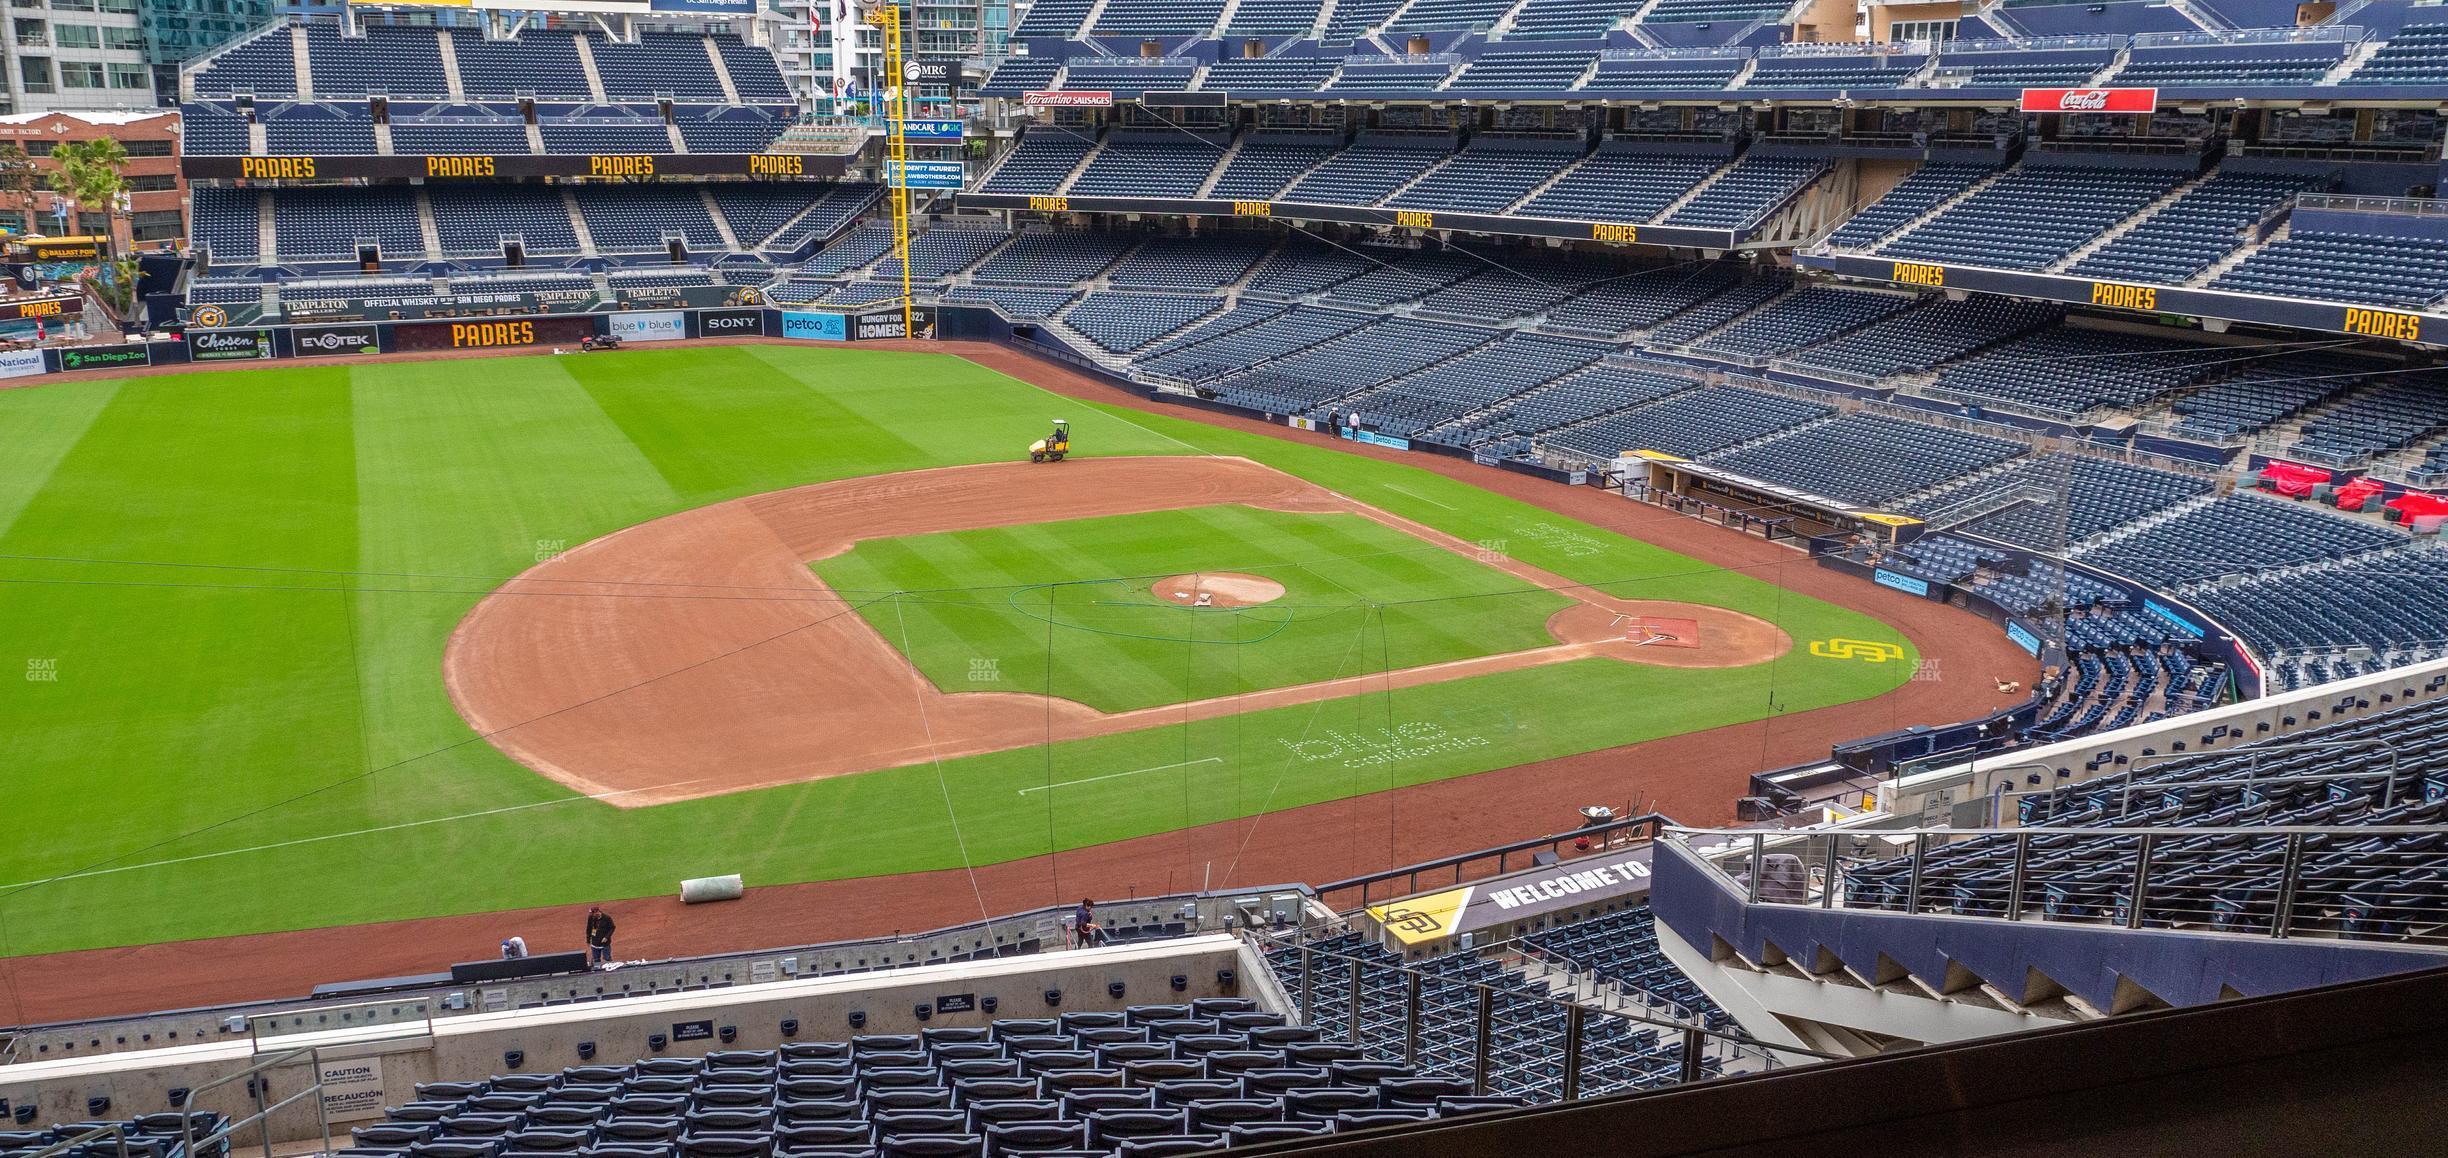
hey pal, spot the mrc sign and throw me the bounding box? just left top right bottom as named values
left=2020, top=87, right=2158, bottom=114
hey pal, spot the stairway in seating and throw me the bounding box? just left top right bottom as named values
left=2190, top=220, right=2286, bottom=286
left=1052, top=135, right=1105, bottom=195
left=1195, top=134, right=1248, bottom=197
left=290, top=23, right=315, bottom=99
left=1648, top=154, right=1745, bottom=222
left=436, top=29, right=467, bottom=101
left=416, top=191, right=445, bottom=258
left=562, top=189, right=599, bottom=257
left=573, top=33, right=610, bottom=103
left=2050, top=167, right=2219, bottom=273
left=1855, top=165, right=2011, bottom=252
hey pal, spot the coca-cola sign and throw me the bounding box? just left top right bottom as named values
left=2020, top=87, right=2158, bottom=114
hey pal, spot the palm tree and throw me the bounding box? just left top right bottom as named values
left=52, top=137, right=130, bottom=255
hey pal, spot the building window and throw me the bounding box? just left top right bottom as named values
left=131, top=208, right=179, bottom=241
left=48, top=0, right=88, bottom=10
left=13, top=17, right=43, bottom=45
left=74, top=209, right=104, bottom=232
left=101, top=24, right=135, bottom=49
left=123, top=171, right=172, bottom=192
left=1891, top=19, right=1956, bottom=44
left=60, top=59, right=102, bottom=87
left=52, top=21, right=94, bottom=47
left=19, top=56, right=52, bottom=93
left=97, top=0, right=129, bottom=10
left=121, top=137, right=169, bottom=156
left=108, top=61, right=144, bottom=87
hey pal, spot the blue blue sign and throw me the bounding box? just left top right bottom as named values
left=780, top=311, right=846, bottom=342
left=887, top=160, right=966, bottom=189
left=1873, top=568, right=1932, bottom=598
left=903, top=120, right=965, bottom=141
left=2006, top=621, right=2042, bottom=656
left=2142, top=598, right=2204, bottom=638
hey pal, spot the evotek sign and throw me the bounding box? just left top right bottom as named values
left=293, top=323, right=381, bottom=357
left=2019, top=87, right=2157, bottom=114
left=186, top=328, right=273, bottom=361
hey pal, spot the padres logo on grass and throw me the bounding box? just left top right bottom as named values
left=192, top=305, right=228, bottom=328
left=1366, top=885, right=1474, bottom=946
left=1810, top=638, right=1906, bottom=663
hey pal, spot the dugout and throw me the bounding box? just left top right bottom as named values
left=1615, top=450, right=1926, bottom=546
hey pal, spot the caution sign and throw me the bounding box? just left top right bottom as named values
left=1365, top=885, right=1474, bottom=946
left=317, top=1056, right=388, bottom=1122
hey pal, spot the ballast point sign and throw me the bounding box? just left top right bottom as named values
left=2020, top=87, right=2157, bottom=114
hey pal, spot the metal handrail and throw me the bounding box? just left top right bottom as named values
left=26, top=1124, right=131, bottom=1158
left=1249, top=928, right=1834, bottom=1101
left=179, top=1045, right=331, bottom=1158
left=2116, top=738, right=2402, bottom=817
left=1313, top=813, right=1669, bottom=912
left=1669, top=823, right=2448, bottom=943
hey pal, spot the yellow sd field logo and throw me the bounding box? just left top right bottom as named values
left=1810, top=638, right=1905, bottom=662
left=1366, top=885, right=1474, bottom=946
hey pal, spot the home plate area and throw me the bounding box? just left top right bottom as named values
left=1619, top=615, right=1702, bottom=649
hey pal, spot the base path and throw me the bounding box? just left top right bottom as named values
left=0, top=340, right=2039, bottom=1024
left=444, top=456, right=1787, bottom=806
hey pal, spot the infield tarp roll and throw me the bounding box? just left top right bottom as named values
left=681, top=874, right=745, bottom=904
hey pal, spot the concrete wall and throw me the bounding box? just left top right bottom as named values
left=0, top=936, right=1264, bottom=1141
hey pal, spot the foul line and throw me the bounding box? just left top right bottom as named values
left=0, top=781, right=703, bottom=891
left=1382, top=484, right=1457, bottom=511
left=1016, top=757, right=1224, bottom=796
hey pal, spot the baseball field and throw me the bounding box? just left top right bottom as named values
left=0, top=342, right=1923, bottom=970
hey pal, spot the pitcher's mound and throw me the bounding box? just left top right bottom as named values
left=1154, top=572, right=1285, bottom=608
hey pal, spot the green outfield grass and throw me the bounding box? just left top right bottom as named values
left=814, top=505, right=1575, bottom=713
left=0, top=345, right=1915, bottom=957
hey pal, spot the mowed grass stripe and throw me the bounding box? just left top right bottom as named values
left=0, top=379, right=118, bottom=543
left=0, top=368, right=363, bottom=882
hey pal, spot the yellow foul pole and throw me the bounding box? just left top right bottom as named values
left=874, top=0, right=914, bottom=339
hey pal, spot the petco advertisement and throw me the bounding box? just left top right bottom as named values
left=293, top=323, right=381, bottom=357
left=609, top=310, right=686, bottom=343
left=186, top=328, right=275, bottom=362
left=0, top=347, right=45, bottom=379
left=781, top=311, right=847, bottom=342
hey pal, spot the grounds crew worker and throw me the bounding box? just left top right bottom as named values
left=586, top=905, right=616, bottom=968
